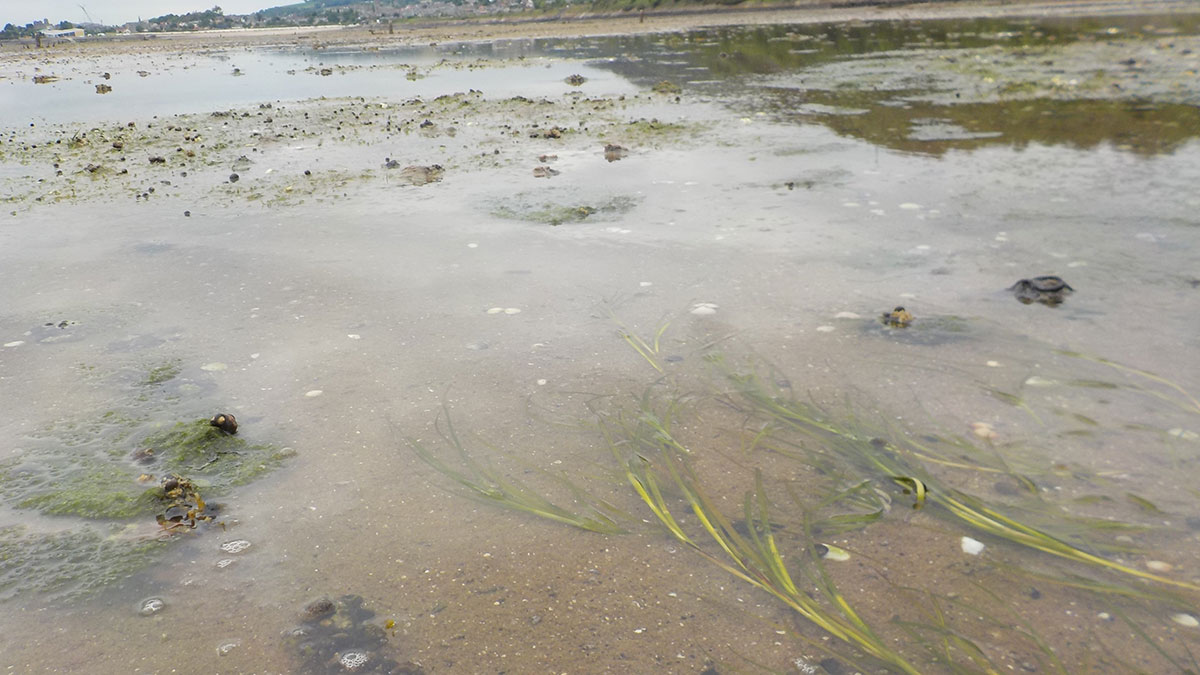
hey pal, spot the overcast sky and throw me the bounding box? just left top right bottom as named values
left=5, top=1, right=273, bottom=26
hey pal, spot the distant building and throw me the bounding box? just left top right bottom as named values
left=41, top=28, right=85, bottom=38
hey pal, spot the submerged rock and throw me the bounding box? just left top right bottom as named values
left=1009, top=276, right=1074, bottom=305
left=396, top=165, right=443, bottom=186
left=284, top=594, right=423, bottom=674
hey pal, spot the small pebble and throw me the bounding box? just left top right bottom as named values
left=503, top=308, right=521, bottom=315
left=899, top=202, right=921, bottom=210
left=1097, top=612, right=1112, bottom=621
left=486, top=307, right=504, bottom=314
left=834, top=312, right=860, bottom=319
left=347, top=334, right=361, bottom=339
left=215, top=558, right=235, bottom=569
left=3, top=341, right=24, bottom=347
left=305, top=390, right=323, bottom=398
left=216, top=640, right=240, bottom=655
left=961, top=537, right=985, bottom=555
left=1146, top=560, right=1173, bottom=573
left=201, top=362, right=227, bottom=371
left=816, top=325, right=835, bottom=333
left=986, top=360, right=1000, bottom=367
left=690, top=303, right=718, bottom=316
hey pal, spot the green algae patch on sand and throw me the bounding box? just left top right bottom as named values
left=0, top=419, right=292, bottom=521
left=145, top=419, right=294, bottom=488
left=0, top=525, right=167, bottom=603
left=491, top=193, right=640, bottom=226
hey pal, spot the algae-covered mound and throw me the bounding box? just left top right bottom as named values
left=0, top=525, right=166, bottom=603
left=0, top=414, right=293, bottom=604
left=0, top=419, right=292, bottom=519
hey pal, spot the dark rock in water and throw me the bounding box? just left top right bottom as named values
left=1009, top=276, right=1073, bottom=305
left=210, top=413, right=238, bottom=435
left=285, top=594, right=423, bottom=674
left=383, top=158, right=400, bottom=170
left=303, top=598, right=337, bottom=623
left=229, top=173, right=239, bottom=183
left=564, top=74, right=587, bottom=86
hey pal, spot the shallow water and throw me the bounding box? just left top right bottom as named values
left=2, top=12, right=1199, bottom=674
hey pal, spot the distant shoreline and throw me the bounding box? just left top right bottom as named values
left=2, top=0, right=1195, bottom=54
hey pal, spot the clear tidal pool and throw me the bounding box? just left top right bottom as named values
left=1, top=10, right=1199, bottom=674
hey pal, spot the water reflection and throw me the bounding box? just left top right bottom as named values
left=549, top=12, right=1200, bottom=156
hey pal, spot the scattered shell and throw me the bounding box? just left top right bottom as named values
left=486, top=307, right=504, bottom=314
left=1024, top=376, right=1056, bottom=387
left=3, top=341, right=24, bottom=347
left=216, top=558, right=235, bottom=569
left=1097, top=612, right=1112, bottom=621
left=216, top=640, right=241, bottom=656
left=690, top=303, right=718, bottom=316
left=816, top=325, right=835, bottom=333
left=220, top=539, right=252, bottom=554
left=1171, top=613, right=1199, bottom=628
left=899, top=202, right=921, bottom=210
left=339, top=651, right=371, bottom=671
left=201, top=362, right=228, bottom=371
left=961, top=537, right=986, bottom=555
left=139, top=597, right=166, bottom=616
left=1167, top=428, right=1199, bottom=441
left=834, top=312, right=860, bottom=319
left=347, top=334, right=361, bottom=340
left=536, top=379, right=547, bottom=386
left=639, top=281, right=653, bottom=287
left=210, top=413, right=238, bottom=434
left=503, top=308, right=521, bottom=315
left=305, top=390, right=323, bottom=398
left=816, top=543, right=850, bottom=561
left=1145, top=560, right=1173, bottom=573
left=986, top=360, right=1001, bottom=367
left=970, top=422, right=998, bottom=440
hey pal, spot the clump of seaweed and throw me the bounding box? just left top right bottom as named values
left=410, top=408, right=626, bottom=535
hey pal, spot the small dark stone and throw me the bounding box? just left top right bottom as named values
left=1029, top=587, right=1042, bottom=600
left=302, top=598, right=336, bottom=623
left=819, top=657, right=846, bottom=675
left=184, top=210, right=191, bottom=217
left=993, top=481, right=1020, bottom=496
left=229, top=173, right=239, bottom=183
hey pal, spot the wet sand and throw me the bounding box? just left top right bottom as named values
left=2, top=3, right=1199, bottom=673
